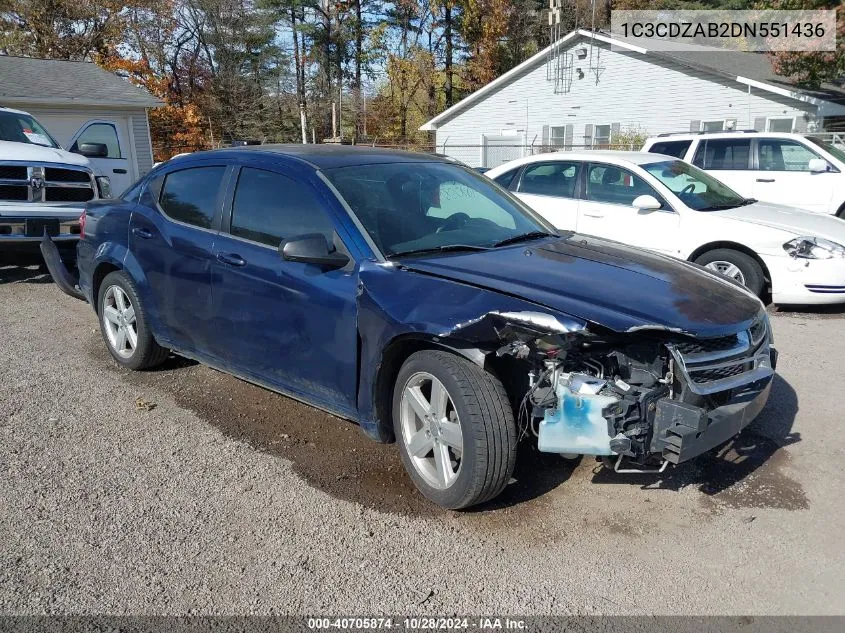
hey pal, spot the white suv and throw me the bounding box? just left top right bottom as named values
left=642, top=131, right=845, bottom=218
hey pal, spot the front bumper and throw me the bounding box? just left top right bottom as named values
left=0, top=207, right=83, bottom=263
left=762, top=252, right=845, bottom=305
left=650, top=371, right=773, bottom=464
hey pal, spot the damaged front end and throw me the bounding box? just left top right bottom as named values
left=441, top=309, right=776, bottom=471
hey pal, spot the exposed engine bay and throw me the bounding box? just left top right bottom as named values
left=450, top=310, right=777, bottom=471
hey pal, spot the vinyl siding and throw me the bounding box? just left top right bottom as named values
left=434, top=42, right=817, bottom=167
left=131, top=112, right=154, bottom=176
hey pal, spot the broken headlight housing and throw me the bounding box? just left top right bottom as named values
left=783, top=236, right=845, bottom=259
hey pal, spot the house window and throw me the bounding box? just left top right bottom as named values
left=767, top=118, right=794, bottom=133
left=593, top=124, right=611, bottom=148
left=550, top=126, right=567, bottom=148
left=701, top=120, right=725, bottom=133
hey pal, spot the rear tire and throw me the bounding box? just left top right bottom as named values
left=694, top=248, right=765, bottom=298
left=393, top=350, right=517, bottom=509
left=97, top=271, right=169, bottom=370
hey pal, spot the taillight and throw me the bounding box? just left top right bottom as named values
left=79, top=209, right=87, bottom=239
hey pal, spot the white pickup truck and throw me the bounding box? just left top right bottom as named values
left=0, top=106, right=111, bottom=266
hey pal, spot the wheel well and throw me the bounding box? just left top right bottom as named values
left=688, top=241, right=771, bottom=282
left=837, top=201, right=845, bottom=219
left=92, top=262, right=121, bottom=313
left=372, top=337, right=522, bottom=443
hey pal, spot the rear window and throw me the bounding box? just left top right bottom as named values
left=647, top=140, right=692, bottom=159
left=159, top=166, right=226, bottom=229
left=692, top=139, right=751, bottom=170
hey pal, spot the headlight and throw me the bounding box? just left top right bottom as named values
left=95, top=176, right=112, bottom=199
left=783, top=236, right=845, bottom=259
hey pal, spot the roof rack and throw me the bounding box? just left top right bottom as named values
left=656, top=129, right=759, bottom=137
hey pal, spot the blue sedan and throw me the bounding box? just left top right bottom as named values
left=43, top=146, right=775, bottom=509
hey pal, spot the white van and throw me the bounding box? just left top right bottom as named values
left=642, top=131, right=845, bottom=218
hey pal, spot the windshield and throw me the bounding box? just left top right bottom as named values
left=0, top=110, right=60, bottom=148
left=806, top=137, right=845, bottom=164
left=323, top=161, right=554, bottom=257
left=642, top=159, right=748, bottom=211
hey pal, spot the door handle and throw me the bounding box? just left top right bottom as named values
left=131, top=227, right=153, bottom=239
left=756, top=178, right=775, bottom=183
left=216, top=252, right=246, bottom=267
left=113, top=168, right=128, bottom=174
left=583, top=212, right=605, bottom=218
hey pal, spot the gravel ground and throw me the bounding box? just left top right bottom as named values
left=1, top=265, right=843, bottom=616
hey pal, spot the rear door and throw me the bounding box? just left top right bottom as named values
left=691, top=137, right=753, bottom=197
left=510, top=160, right=581, bottom=230
left=577, top=162, right=680, bottom=255
left=209, top=163, right=360, bottom=415
left=68, top=120, right=133, bottom=193
left=128, top=162, right=229, bottom=354
left=753, top=137, right=834, bottom=213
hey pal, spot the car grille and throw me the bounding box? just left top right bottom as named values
left=667, top=314, right=774, bottom=395
left=0, top=162, right=95, bottom=204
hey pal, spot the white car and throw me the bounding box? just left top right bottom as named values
left=485, top=151, right=845, bottom=305
left=641, top=131, right=845, bottom=218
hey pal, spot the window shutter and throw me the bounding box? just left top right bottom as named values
left=541, top=125, right=550, bottom=148
left=584, top=124, right=593, bottom=147
left=794, top=117, right=807, bottom=132
left=564, top=124, right=573, bottom=150
left=689, top=120, right=701, bottom=132
left=753, top=117, right=766, bottom=131
left=611, top=123, right=621, bottom=147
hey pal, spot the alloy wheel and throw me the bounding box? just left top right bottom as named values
left=399, top=372, right=463, bottom=490
left=102, top=285, right=138, bottom=359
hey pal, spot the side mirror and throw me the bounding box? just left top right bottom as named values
left=75, top=142, right=108, bottom=158
left=281, top=233, right=349, bottom=268
left=808, top=158, right=829, bottom=173
left=632, top=194, right=662, bottom=211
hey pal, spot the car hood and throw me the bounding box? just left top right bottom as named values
left=0, top=140, right=91, bottom=168
left=713, top=201, right=845, bottom=243
left=395, top=234, right=763, bottom=338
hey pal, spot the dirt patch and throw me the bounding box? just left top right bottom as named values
left=697, top=440, right=809, bottom=511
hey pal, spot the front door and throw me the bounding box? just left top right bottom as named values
left=511, top=160, right=581, bottom=230
left=753, top=138, right=834, bottom=214
left=209, top=164, right=359, bottom=416
left=577, top=162, right=681, bottom=255
left=68, top=120, right=133, bottom=193
left=128, top=163, right=228, bottom=353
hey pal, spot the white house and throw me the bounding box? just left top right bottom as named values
left=420, top=29, right=845, bottom=168
left=0, top=55, right=161, bottom=191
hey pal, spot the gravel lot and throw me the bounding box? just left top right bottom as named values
left=1, top=265, right=844, bottom=616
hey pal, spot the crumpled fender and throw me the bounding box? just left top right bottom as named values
left=355, top=260, right=587, bottom=441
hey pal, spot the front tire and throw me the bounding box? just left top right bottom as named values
left=97, top=271, right=169, bottom=370
left=694, top=248, right=765, bottom=298
left=393, top=350, right=517, bottom=509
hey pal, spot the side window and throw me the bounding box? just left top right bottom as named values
left=648, top=140, right=692, bottom=159
left=692, top=139, right=751, bottom=170
left=230, top=167, right=336, bottom=247
left=517, top=162, right=579, bottom=198
left=71, top=123, right=121, bottom=158
left=758, top=139, right=821, bottom=172
left=159, top=166, right=226, bottom=229
left=493, top=168, right=519, bottom=189
left=585, top=163, right=665, bottom=207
